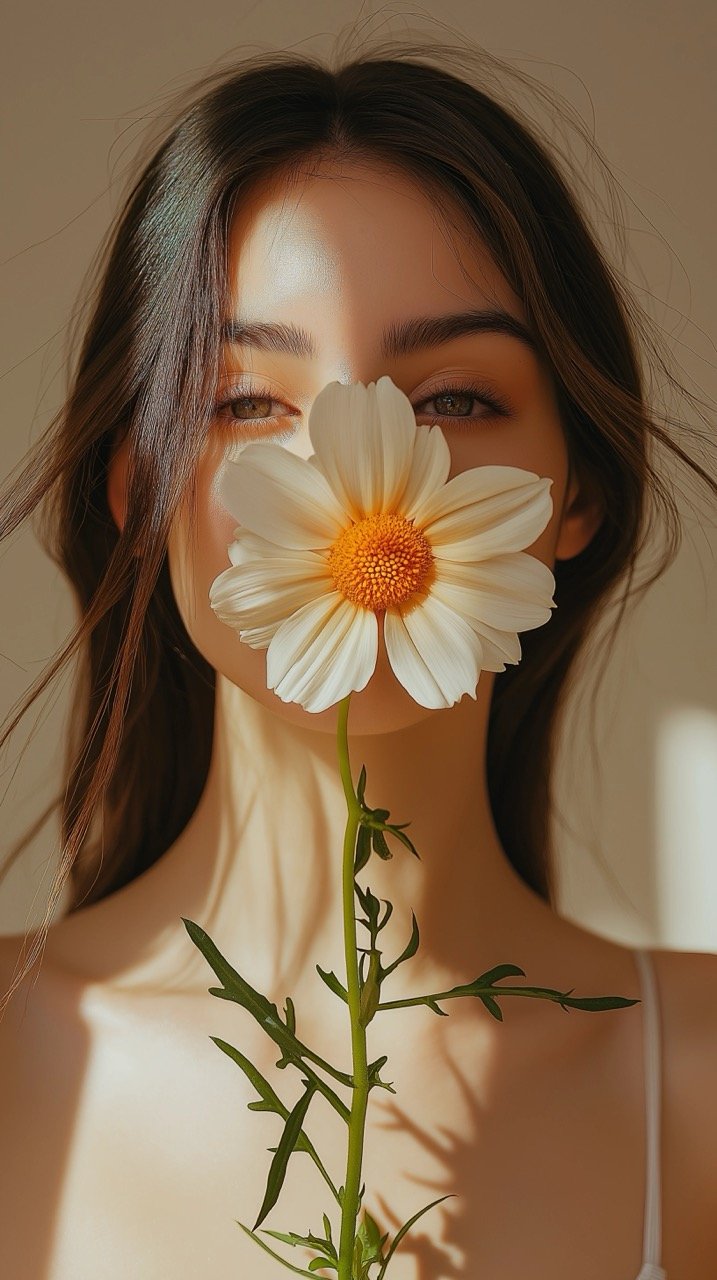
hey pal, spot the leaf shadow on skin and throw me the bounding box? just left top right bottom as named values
left=367, top=1058, right=478, bottom=1279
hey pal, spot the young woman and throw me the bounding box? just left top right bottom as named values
left=1, top=38, right=715, bottom=1280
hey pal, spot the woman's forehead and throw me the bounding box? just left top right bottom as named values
left=224, top=161, right=526, bottom=328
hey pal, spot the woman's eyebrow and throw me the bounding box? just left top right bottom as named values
left=221, top=309, right=539, bottom=359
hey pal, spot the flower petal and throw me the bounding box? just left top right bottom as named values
left=382, top=610, right=445, bottom=707
left=457, top=621, right=521, bottom=671
left=397, top=423, right=452, bottom=520
left=267, top=594, right=378, bottom=713
left=413, top=466, right=553, bottom=560
left=384, top=593, right=484, bottom=708
left=218, top=442, right=347, bottom=549
left=308, top=377, right=415, bottom=520
left=432, top=552, right=556, bottom=630
left=227, top=527, right=329, bottom=569
left=209, top=556, right=331, bottom=639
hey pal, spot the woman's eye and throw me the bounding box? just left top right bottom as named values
left=214, top=380, right=511, bottom=440
left=416, top=386, right=510, bottom=427
left=220, top=391, right=291, bottom=423
left=214, top=385, right=299, bottom=442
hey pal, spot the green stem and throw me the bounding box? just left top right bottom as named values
left=336, top=694, right=370, bottom=1280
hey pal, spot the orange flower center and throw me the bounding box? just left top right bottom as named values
left=327, top=512, right=435, bottom=611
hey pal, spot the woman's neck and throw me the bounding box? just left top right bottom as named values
left=49, top=666, right=564, bottom=1007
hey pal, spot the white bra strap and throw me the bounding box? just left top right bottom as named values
left=633, top=948, right=666, bottom=1277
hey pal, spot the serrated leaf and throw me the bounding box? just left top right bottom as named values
left=262, top=1228, right=336, bottom=1261
left=235, top=1219, right=317, bottom=1276
left=262, top=1229, right=315, bottom=1247
left=252, top=1080, right=317, bottom=1230
left=183, top=919, right=307, bottom=1067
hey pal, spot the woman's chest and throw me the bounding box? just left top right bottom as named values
left=1, top=985, right=663, bottom=1280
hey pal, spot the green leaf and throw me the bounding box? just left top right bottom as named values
left=253, top=1080, right=317, bottom=1230
left=561, top=993, right=641, bottom=1011
left=478, top=993, right=503, bottom=1022
left=385, top=825, right=421, bottom=860
left=235, top=1219, right=317, bottom=1276
left=210, top=1037, right=285, bottom=1115
left=284, top=996, right=296, bottom=1035
left=354, top=824, right=372, bottom=874
left=262, top=1227, right=337, bottom=1262
left=355, top=882, right=381, bottom=933
left=371, top=828, right=393, bottom=860
left=376, top=1195, right=455, bottom=1279
left=474, top=962, right=526, bottom=983
left=183, top=921, right=354, bottom=1089
left=315, top=965, right=349, bottom=1004
left=359, top=1209, right=387, bottom=1262
left=381, top=912, right=420, bottom=980
left=183, top=918, right=303, bottom=1062
left=356, top=764, right=367, bottom=805
left=358, top=949, right=383, bottom=1028
left=263, top=1229, right=321, bottom=1250
left=367, top=1054, right=396, bottom=1093
left=210, top=1036, right=346, bottom=1199
left=377, top=898, right=393, bottom=933
left=426, top=997, right=449, bottom=1017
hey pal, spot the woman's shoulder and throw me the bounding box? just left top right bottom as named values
left=648, top=945, right=717, bottom=1257
left=0, top=929, right=78, bottom=1070
left=648, top=943, right=717, bottom=1072
left=0, top=931, right=53, bottom=1065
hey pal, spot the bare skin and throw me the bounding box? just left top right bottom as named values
left=0, top=159, right=714, bottom=1278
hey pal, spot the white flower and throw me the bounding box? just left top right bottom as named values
left=209, top=376, right=557, bottom=713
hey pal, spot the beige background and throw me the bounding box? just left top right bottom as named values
left=1, top=1, right=715, bottom=948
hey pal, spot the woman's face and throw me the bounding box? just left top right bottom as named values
left=163, top=159, right=589, bottom=734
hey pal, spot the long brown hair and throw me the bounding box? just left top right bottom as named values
left=2, top=30, right=715, bottom=1013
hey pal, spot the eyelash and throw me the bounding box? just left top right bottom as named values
left=214, top=378, right=511, bottom=441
